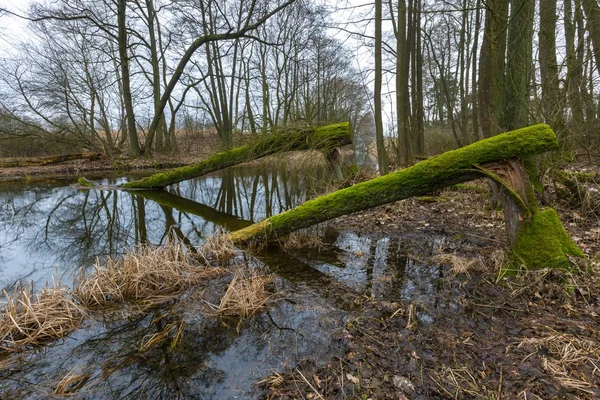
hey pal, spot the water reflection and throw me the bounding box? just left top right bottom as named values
left=0, top=162, right=340, bottom=290
left=0, top=157, right=466, bottom=398
left=0, top=274, right=346, bottom=399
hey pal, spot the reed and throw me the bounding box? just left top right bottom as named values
left=0, top=280, right=84, bottom=352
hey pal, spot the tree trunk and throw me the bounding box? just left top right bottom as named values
left=539, top=0, right=567, bottom=149
left=231, top=124, right=558, bottom=243
left=119, top=122, right=351, bottom=189
left=500, top=0, right=534, bottom=131
left=478, top=0, right=508, bottom=137
left=375, top=0, right=389, bottom=174
left=117, top=0, right=141, bottom=157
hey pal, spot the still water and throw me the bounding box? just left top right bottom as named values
left=0, top=161, right=455, bottom=398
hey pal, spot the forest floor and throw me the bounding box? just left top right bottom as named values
left=1, top=143, right=599, bottom=399
left=259, top=168, right=600, bottom=399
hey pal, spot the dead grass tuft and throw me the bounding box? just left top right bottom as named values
left=430, top=366, right=497, bottom=398
left=198, top=231, right=238, bottom=263
left=432, top=252, right=482, bottom=276
left=0, top=281, right=84, bottom=353
left=519, top=331, right=600, bottom=394
left=205, top=267, right=274, bottom=320
left=282, top=231, right=323, bottom=251
left=74, top=243, right=226, bottom=308
left=53, top=366, right=90, bottom=396
left=139, top=317, right=185, bottom=352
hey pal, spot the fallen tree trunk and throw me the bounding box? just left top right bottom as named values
left=230, top=124, right=557, bottom=242
left=120, top=123, right=351, bottom=190
left=232, top=123, right=583, bottom=271
left=0, top=152, right=103, bottom=168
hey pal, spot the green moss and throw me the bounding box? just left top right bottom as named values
left=506, top=208, right=584, bottom=274
left=121, top=122, right=352, bottom=189
left=77, top=177, right=96, bottom=188
left=416, top=196, right=448, bottom=203
left=232, top=124, right=559, bottom=243
left=451, top=183, right=488, bottom=193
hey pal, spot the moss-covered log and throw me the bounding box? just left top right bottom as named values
left=120, top=123, right=351, bottom=190
left=230, top=124, right=559, bottom=244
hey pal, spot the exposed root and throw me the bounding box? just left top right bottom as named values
left=74, top=243, right=226, bottom=308
left=0, top=281, right=84, bottom=353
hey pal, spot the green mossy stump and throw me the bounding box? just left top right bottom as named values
left=119, top=122, right=352, bottom=190
left=505, top=208, right=584, bottom=274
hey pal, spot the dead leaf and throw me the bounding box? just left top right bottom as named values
left=346, top=373, right=360, bottom=384
left=313, top=375, right=322, bottom=389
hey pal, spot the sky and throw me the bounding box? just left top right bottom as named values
left=0, top=0, right=31, bottom=53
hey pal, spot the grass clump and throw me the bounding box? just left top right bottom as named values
left=74, top=243, right=225, bottom=308
left=519, top=331, right=600, bottom=395
left=198, top=231, right=238, bottom=264
left=205, top=267, right=274, bottom=320
left=0, top=281, right=84, bottom=353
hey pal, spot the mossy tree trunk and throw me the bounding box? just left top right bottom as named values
left=231, top=124, right=583, bottom=272
left=120, top=122, right=351, bottom=190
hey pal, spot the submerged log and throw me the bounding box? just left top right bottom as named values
left=231, top=124, right=584, bottom=271
left=120, top=123, right=351, bottom=190
left=231, top=124, right=559, bottom=243
left=0, top=152, right=103, bottom=168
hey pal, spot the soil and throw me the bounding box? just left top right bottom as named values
left=259, top=174, right=600, bottom=399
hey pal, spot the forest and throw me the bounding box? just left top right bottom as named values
left=0, top=0, right=599, bottom=398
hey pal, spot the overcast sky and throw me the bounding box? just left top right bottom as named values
left=0, top=0, right=31, bottom=53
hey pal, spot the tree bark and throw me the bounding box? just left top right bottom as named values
left=231, top=124, right=558, bottom=244
left=119, top=122, right=351, bottom=189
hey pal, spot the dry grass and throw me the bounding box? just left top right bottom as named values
left=139, top=317, right=185, bottom=352
left=74, top=243, right=226, bottom=308
left=205, top=267, right=274, bottom=320
left=431, top=251, right=483, bottom=276
left=282, top=231, right=324, bottom=251
left=519, top=331, right=600, bottom=394
left=430, top=366, right=497, bottom=398
left=0, top=281, right=84, bottom=352
left=53, top=366, right=90, bottom=396
left=197, top=231, right=238, bottom=263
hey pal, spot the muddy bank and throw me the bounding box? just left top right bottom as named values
left=260, top=179, right=600, bottom=399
